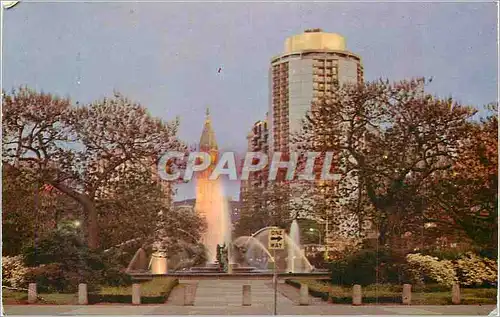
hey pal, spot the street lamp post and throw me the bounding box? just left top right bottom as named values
left=309, top=228, right=322, bottom=245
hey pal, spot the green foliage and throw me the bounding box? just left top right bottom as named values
left=24, top=263, right=82, bottom=293
left=330, top=247, right=408, bottom=286
left=2, top=165, right=78, bottom=256
left=286, top=280, right=330, bottom=301
left=2, top=279, right=180, bottom=305
left=22, top=222, right=87, bottom=267
left=20, top=225, right=131, bottom=293
left=2, top=166, right=35, bottom=256
left=2, top=88, right=185, bottom=250
left=2, top=289, right=78, bottom=305
left=91, top=278, right=179, bottom=304
left=288, top=280, right=496, bottom=305
left=421, top=247, right=469, bottom=261
left=331, top=249, right=498, bottom=289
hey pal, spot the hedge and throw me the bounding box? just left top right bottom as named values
left=89, top=278, right=179, bottom=304
left=285, top=280, right=329, bottom=301
left=331, top=296, right=402, bottom=304
left=88, top=294, right=166, bottom=304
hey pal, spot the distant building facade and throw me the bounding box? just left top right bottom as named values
left=240, top=119, right=269, bottom=205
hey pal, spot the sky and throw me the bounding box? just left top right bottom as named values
left=2, top=2, right=497, bottom=200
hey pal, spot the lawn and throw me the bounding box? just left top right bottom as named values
left=91, top=277, right=179, bottom=304
left=2, top=289, right=78, bottom=305
left=286, top=280, right=497, bottom=305
left=2, top=278, right=179, bottom=305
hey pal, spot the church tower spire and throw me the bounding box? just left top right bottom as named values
left=195, top=107, right=226, bottom=263
left=199, top=106, right=218, bottom=151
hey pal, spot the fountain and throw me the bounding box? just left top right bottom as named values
left=192, top=108, right=231, bottom=264
left=232, top=236, right=274, bottom=272
left=186, top=220, right=314, bottom=274
left=128, top=109, right=327, bottom=281
left=287, top=220, right=301, bottom=273
left=248, top=225, right=314, bottom=273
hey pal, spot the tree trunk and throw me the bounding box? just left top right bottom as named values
left=48, top=181, right=99, bottom=250
left=377, top=219, right=389, bottom=247
left=85, top=200, right=99, bottom=250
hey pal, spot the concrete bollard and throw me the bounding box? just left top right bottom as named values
left=78, top=283, right=88, bottom=305
left=183, top=284, right=195, bottom=306
left=452, top=283, right=460, bottom=304
left=299, top=284, right=310, bottom=306
left=352, top=284, right=362, bottom=306
left=132, top=283, right=141, bottom=305
left=28, top=283, right=37, bottom=304
left=402, top=284, right=411, bottom=305
left=242, top=284, right=251, bottom=306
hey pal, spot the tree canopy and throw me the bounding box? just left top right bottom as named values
left=292, top=78, right=495, bottom=253
left=2, top=87, right=200, bottom=251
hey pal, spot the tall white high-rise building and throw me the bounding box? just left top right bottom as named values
left=269, top=28, right=364, bottom=152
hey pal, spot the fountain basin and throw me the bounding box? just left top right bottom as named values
left=232, top=266, right=258, bottom=273
left=190, top=266, right=222, bottom=273
left=205, top=262, right=221, bottom=269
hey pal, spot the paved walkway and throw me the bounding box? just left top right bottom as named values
left=192, top=280, right=293, bottom=309
left=4, top=304, right=496, bottom=315
left=165, top=282, right=198, bottom=305
left=270, top=281, right=329, bottom=306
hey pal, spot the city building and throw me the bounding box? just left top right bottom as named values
left=267, top=29, right=365, bottom=253
left=269, top=28, right=364, bottom=153
left=240, top=119, right=269, bottom=204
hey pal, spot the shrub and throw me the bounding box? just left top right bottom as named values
left=285, top=280, right=329, bottom=301
left=101, top=267, right=133, bottom=287
left=421, top=248, right=467, bottom=261
left=455, top=252, right=497, bottom=287
left=406, top=253, right=457, bottom=287
left=330, top=247, right=407, bottom=285
left=285, top=279, right=301, bottom=288
left=21, top=226, right=132, bottom=293
left=91, top=278, right=178, bottom=304
left=22, top=226, right=88, bottom=268
left=2, top=255, right=29, bottom=288
left=24, top=263, right=77, bottom=293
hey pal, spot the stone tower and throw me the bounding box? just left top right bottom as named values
left=195, top=108, right=228, bottom=262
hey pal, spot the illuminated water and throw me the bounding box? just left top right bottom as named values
left=232, top=225, right=313, bottom=272
left=195, top=175, right=229, bottom=263
left=287, top=220, right=300, bottom=273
